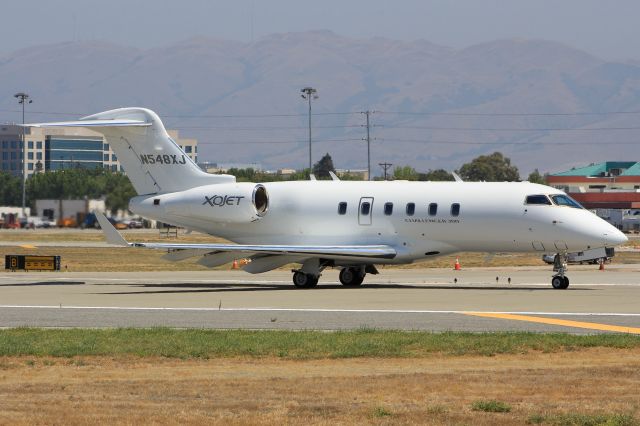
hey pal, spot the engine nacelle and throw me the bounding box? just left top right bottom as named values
left=130, top=183, right=269, bottom=224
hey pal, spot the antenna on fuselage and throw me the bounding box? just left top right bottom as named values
left=451, top=171, right=463, bottom=182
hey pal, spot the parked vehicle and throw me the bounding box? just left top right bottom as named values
left=29, top=217, right=57, bottom=228
left=126, top=219, right=144, bottom=229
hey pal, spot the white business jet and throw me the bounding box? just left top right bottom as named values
left=30, top=108, right=628, bottom=289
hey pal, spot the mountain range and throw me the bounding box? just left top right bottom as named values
left=1, top=31, right=640, bottom=176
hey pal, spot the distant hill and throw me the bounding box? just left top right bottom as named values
left=2, top=31, right=640, bottom=176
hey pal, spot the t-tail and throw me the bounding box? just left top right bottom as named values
left=28, top=107, right=234, bottom=195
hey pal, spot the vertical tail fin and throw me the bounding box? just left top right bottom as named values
left=29, top=107, right=234, bottom=195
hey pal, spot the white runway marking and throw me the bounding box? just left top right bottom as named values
left=0, top=305, right=639, bottom=317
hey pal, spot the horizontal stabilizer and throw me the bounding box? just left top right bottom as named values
left=26, top=119, right=151, bottom=128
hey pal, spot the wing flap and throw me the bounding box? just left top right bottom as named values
left=242, top=255, right=304, bottom=274
left=197, top=252, right=239, bottom=268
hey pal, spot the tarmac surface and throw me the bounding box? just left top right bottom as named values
left=1, top=265, right=640, bottom=333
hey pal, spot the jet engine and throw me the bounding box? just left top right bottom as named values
left=129, top=183, right=269, bottom=224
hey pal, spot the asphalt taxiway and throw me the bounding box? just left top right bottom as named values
left=1, top=266, right=639, bottom=333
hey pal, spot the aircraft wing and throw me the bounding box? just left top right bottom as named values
left=95, top=212, right=396, bottom=261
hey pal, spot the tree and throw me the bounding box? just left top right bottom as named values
left=0, top=172, right=21, bottom=206
left=24, top=168, right=135, bottom=213
left=393, top=165, right=418, bottom=181
left=418, top=169, right=455, bottom=181
left=457, top=152, right=520, bottom=182
left=527, top=168, right=546, bottom=184
left=312, top=153, right=335, bottom=179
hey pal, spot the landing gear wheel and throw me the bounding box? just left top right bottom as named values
left=551, top=276, right=569, bottom=289
left=339, top=268, right=365, bottom=287
left=293, top=271, right=318, bottom=288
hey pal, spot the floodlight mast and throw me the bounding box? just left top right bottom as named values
left=14, top=92, right=32, bottom=219
left=300, top=87, right=317, bottom=177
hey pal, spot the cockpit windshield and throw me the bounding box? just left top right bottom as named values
left=525, top=195, right=552, bottom=205
left=550, top=194, right=583, bottom=209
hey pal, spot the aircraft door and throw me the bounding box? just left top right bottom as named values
left=358, top=197, right=374, bottom=225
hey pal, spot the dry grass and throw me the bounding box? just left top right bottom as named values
left=0, top=349, right=638, bottom=425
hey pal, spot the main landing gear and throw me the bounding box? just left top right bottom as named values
left=339, top=267, right=365, bottom=287
left=551, top=253, right=570, bottom=289
left=290, top=261, right=377, bottom=288
left=292, top=271, right=319, bottom=288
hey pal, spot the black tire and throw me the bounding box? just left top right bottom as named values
left=562, top=276, right=570, bottom=289
left=293, top=272, right=318, bottom=288
left=339, top=268, right=365, bottom=286
left=551, top=276, right=565, bottom=289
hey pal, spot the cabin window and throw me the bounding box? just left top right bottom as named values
left=525, top=195, right=552, bottom=205
left=428, top=203, right=438, bottom=216
left=451, top=203, right=460, bottom=216
left=361, top=202, right=371, bottom=215
left=153, top=199, right=160, bottom=206
left=338, top=202, right=347, bottom=215
left=406, top=202, right=415, bottom=216
left=384, top=202, right=393, bottom=216
left=550, top=194, right=583, bottom=209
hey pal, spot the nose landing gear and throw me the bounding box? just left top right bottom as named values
left=551, top=253, right=570, bottom=289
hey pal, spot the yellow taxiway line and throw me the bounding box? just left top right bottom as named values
left=465, top=312, right=640, bottom=334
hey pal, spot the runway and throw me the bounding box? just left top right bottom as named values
left=1, top=266, right=640, bottom=333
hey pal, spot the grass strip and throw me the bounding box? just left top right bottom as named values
left=527, top=412, right=638, bottom=425
left=0, top=328, right=639, bottom=359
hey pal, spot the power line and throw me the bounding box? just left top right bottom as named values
left=377, top=110, right=640, bottom=117
left=387, top=139, right=640, bottom=145
left=193, top=138, right=640, bottom=146
left=379, top=125, right=640, bottom=132
left=197, top=137, right=363, bottom=145
left=169, top=124, right=364, bottom=131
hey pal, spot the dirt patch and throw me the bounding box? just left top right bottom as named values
left=0, top=348, right=638, bottom=425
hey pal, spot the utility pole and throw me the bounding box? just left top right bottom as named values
left=379, top=162, right=392, bottom=181
left=300, top=87, right=318, bottom=177
left=362, top=110, right=375, bottom=181
left=14, top=92, right=32, bottom=218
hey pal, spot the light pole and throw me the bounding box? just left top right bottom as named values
left=300, top=87, right=318, bottom=176
left=14, top=92, right=32, bottom=218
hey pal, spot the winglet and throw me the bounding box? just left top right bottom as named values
left=95, top=212, right=129, bottom=246
left=451, top=171, right=464, bottom=182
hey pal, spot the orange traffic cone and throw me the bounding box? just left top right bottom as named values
left=232, top=259, right=239, bottom=270
left=599, top=260, right=605, bottom=271
left=454, top=257, right=461, bottom=270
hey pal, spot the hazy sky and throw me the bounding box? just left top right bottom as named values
left=2, top=0, right=639, bottom=60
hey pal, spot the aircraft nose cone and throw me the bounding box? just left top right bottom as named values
left=603, top=227, right=628, bottom=246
